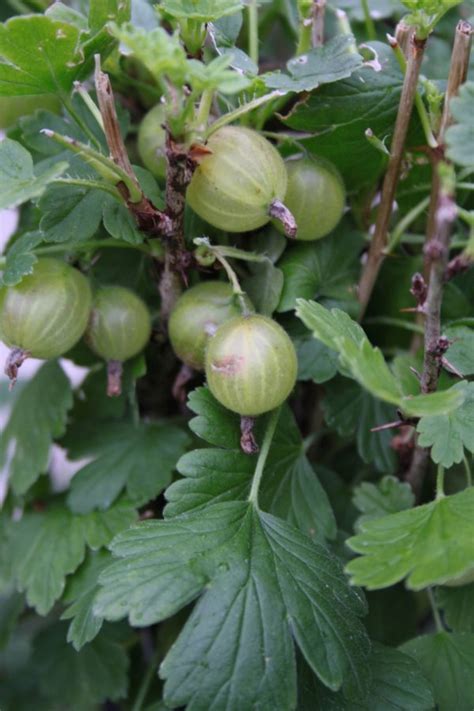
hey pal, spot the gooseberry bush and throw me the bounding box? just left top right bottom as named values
left=0, top=0, right=473, bottom=708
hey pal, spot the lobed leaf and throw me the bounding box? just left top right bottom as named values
left=346, top=487, right=474, bottom=590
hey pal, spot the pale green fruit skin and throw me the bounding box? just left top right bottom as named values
left=169, top=281, right=248, bottom=371
left=137, top=104, right=167, bottom=180
left=205, top=314, right=297, bottom=416
left=0, top=258, right=92, bottom=359
left=277, top=157, right=345, bottom=240
left=87, top=286, right=151, bottom=362
left=0, top=95, right=61, bottom=129
left=187, top=126, right=288, bottom=233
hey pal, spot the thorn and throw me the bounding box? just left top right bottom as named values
left=441, top=357, right=464, bottom=379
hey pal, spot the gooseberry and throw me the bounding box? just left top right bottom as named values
left=86, top=286, right=151, bottom=396
left=169, top=281, right=249, bottom=371
left=205, top=314, right=297, bottom=416
left=186, top=126, right=296, bottom=236
left=137, top=104, right=167, bottom=180
left=0, top=258, right=92, bottom=383
left=276, top=156, right=346, bottom=240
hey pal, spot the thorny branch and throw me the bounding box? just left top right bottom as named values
left=358, top=34, right=427, bottom=317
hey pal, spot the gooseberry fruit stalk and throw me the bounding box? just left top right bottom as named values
left=186, top=126, right=297, bottom=237
left=205, top=314, right=298, bottom=417
left=86, top=286, right=151, bottom=397
left=0, top=258, right=92, bottom=385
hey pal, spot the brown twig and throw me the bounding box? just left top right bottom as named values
left=358, top=34, right=427, bottom=318
left=312, top=0, right=326, bottom=47
left=405, top=179, right=457, bottom=496
left=94, top=56, right=173, bottom=237
left=395, top=21, right=415, bottom=58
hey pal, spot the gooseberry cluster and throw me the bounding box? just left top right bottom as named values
left=0, top=258, right=151, bottom=392
left=1, top=123, right=345, bottom=433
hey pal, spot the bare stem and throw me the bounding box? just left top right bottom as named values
left=312, top=0, right=326, bottom=47
left=405, top=175, right=457, bottom=497
left=358, top=34, right=427, bottom=318
left=395, top=21, right=414, bottom=58
left=438, top=21, right=473, bottom=137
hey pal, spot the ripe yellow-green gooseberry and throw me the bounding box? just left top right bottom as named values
left=205, top=314, right=298, bottom=417
left=169, top=281, right=251, bottom=371
left=86, top=286, right=151, bottom=396
left=275, top=156, right=346, bottom=241
left=0, top=258, right=92, bottom=383
left=186, top=126, right=297, bottom=237
left=137, top=104, right=166, bottom=180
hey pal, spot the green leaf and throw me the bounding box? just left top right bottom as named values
left=32, top=622, right=129, bottom=707
left=102, top=197, right=144, bottom=244
left=353, top=476, right=415, bottom=529
left=277, top=230, right=363, bottom=312
left=89, top=0, right=131, bottom=30
left=296, top=299, right=466, bottom=417
left=61, top=550, right=112, bottom=650
left=39, top=184, right=104, bottom=243
left=0, top=589, right=24, bottom=649
left=7, top=499, right=136, bottom=614
left=67, top=422, right=190, bottom=513
left=298, top=642, right=435, bottom=710
left=445, top=82, right=474, bottom=168
left=242, top=258, right=284, bottom=316
left=283, top=42, right=418, bottom=189
left=95, top=502, right=370, bottom=706
left=417, top=382, right=474, bottom=467
left=0, top=231, right=43, bottom=287
left=345, top=487, right=474, bottom=590
left=0, top=16, right=91, bottom=96
left=0, top=139, right=67, bottom=210
left=444, top=325, right=474, bottom=376
left=437, top=584, right=474, bottom=633
left=167, top=388, right=337, bottom=541
left=401, top=632, right=474, bottom=711
left=160, top=0, right=243, bottom=21
left=296, top=335, right=339, bottom=383
left=263, top=35, right=362, bottom=92
left=323, top=378, right=397, bottom=473
left=0, top=361, right=73, bottom=496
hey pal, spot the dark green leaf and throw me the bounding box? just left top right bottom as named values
left=437, top=584, right=474, bottom=632
left=277, top=230, right=363, bottom=313
left=346, top=487, right=474, bottom=590
left=0, top=361, right=73, bottom=496
left=61, top=550, right=112, bottom=650
left=7, top=499, right=136, bottom=614
left=0, top=139, right=67, bottom=210
left=102, top=196, right=144, bottom=244
left=263, top=35, right=363, bottom=92
left=33, top=622, right=129, bottom=707
left=167, top=389, right=336, bottom=540
left=284, top=42, right=416, bottom=189
left=401, top=632, right=474, bottom=711
left=67, top=422, right=190, bottom=513
left=0, top=589, right=24, bottom=649
left=323, top=378, right=397, bottom=473
left=242, top=258, right=284, bottom=316
left=298, top=643, right=434, bottom=710
left=417, top=381, right=474, bottom=467
left=353, top=475, right=415, bottom=528
left=95, top=502, right=370, bottom=706
left=39, top=184, right=104, bottom=243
